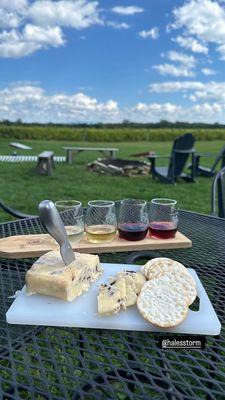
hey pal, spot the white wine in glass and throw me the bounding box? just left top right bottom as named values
left=55, top=200, right=84, bottom=243
left=86, top=224, right=117, bottom=243
left=64, top=225, right=84, bottom=242
left=85, top=201, right=117, bottom=243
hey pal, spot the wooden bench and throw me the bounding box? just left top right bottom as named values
left=36, top=151, right=55, bottom=176
left=10, top=142, right=32, bottom=155
left=63, top=146, right=119, bottom=164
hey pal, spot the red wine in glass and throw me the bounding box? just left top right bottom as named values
left=149, top=221, right=177, bottom=239
left=118, top=223, right=148, bottom=241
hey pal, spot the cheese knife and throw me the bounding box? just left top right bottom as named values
left=39, top=200, right=75, bottom=266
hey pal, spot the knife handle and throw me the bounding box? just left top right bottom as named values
left=39, top=200, right=70, bottom=247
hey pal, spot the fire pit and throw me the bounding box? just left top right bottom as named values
left=87, top=158, right=151, bottom=177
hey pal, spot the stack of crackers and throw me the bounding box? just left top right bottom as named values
left=138, top=257, right=197, bottom=327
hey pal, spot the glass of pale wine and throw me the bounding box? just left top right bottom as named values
left=118, top=199, right=149, bottom=241
left=55, top=200, right=84, bottom=242
left=85, top=200, right=117, bottom=243
left=149, top=198, right=178, bottom=239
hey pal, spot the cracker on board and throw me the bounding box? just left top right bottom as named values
left=137, top=275, right=189, bottom=328
left=162, top=269, right=197, bottom=305
left=141, top=257, right=186, bottom=280
left=140, top=257, right=197, bottom=305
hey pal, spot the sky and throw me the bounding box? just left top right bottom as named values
left=1, top=0, right=225, bottom=123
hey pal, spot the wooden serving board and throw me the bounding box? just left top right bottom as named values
left=0, top=231, right=191, bottom=259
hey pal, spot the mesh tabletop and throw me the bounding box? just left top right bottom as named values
left=0, top=210, right=225, bottom=400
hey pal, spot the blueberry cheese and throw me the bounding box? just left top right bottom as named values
left=26, top=250, right=102, bottom=302
left=97, top=278, right=126, bottom=315
left=97, top=271, right=146, bottom=315
left=117, top=271, right=146, bottom=307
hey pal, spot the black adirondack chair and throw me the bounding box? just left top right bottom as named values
left=0, top=199, right=37, bottom=219
left=148, top=133, right=196, bottom=184
left=189, top=145, right=225, bottom=178
left=211, top=166, right=225, bottom=218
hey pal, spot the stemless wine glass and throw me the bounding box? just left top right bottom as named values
left=85, top=200, right=117, bottom=243
left=118, top=199, right=149, bottom=241
left=149, top=198, right=178, bottom=239
left=55, top=200, right=84, bottom=242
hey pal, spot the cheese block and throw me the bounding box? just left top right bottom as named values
left=116, top=271, right=146, bottom=307
left=97, top=278, right=126, bottom=315
left=26, top=250, right=102, bottom=302
left=98, top=270, right=146, bottom=315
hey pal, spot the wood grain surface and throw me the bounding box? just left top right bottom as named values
left=0, top=231, right=192, bottom=259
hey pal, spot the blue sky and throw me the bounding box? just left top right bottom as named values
left=1, top=0, right=225, bottom=123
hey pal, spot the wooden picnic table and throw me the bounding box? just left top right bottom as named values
left=63, top=146, right=118, bottom=164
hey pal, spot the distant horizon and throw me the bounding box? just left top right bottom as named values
left=1, top=1, right=225, bottom=123
left=2, top=119, right=225, bottom=128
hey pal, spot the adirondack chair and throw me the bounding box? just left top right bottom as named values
left=148, top=133, right=196, bottom=184
left=0, top=199, right=37, bottom=219
left=211, top=166, right=225, bottom=218
left=189, top=145, right=225, bottom=178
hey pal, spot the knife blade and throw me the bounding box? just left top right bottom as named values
left=39, top=200, right=75, bottom=266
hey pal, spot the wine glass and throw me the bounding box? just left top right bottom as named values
left=85, top=200, right=117, bottom=243
left=118, top=199, right=149, bottom=241
left=149, top=198, right=178, bottom=239
left=55, top=200, right=84, bottom=242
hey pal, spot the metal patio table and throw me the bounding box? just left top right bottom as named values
left=0, top=210, right=225, bottom=400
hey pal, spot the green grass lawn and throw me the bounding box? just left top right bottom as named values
left=0, top=138, right=223, bottom=223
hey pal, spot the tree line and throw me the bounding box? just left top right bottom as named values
left=1, top=119, right=225, bottom=129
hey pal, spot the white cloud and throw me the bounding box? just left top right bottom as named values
left=0, top=25, right=64, bottom=57
left=0, top=0, right=103, bottom=57
left=201, top=68, right=216, bottom=75
left=167, top=50, right=196, bottom=66
left=2, top=82, right=225, bottom=123
left=189, top=81, right=225, bottom=103
left=0, top=0, right=28, bottom=28
left=0, top=83, right=119, bottom=122
left=153, top=63, right=194, bottom=77
left=172, top=0, right=225, bottom=59
left=28, top=0, right=102, bottom=29
left=139, top=27, right=159, bottom=39
left=153, top=51, right=196, bottom=77
left=192, top=102, right=223, bottom=116
left=149, top=81, right=205, bottom=92
left=134, top=102, right=181, bottom=114
left=111, top=6, right=143, bottom=15
left=217, top=44, right=225, bottom=59
left=24, top=24, right=64, bottom=46
left=0, top=29, right=37, bottom=57
left=173, top=35, right=208, bottom=54
left=149, top=80, right=225, bottom=104
left=0, top=10, right=21, bottom=29
left=0, top=0, right=27, bottom=9
left=107, top=21, right=130, bottom=30
left=131, top=101, right=225, bottom=123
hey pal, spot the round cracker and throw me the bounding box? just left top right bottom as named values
left=141, top=257, right=186, bottom=280
left=163, top=270, right=196, bottom=305
left=137, top=276, right=189, bottom=328
left=142, top=258, right=196, bottom=305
